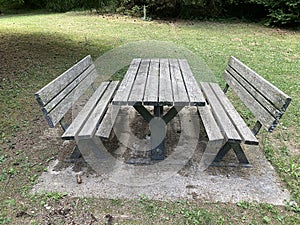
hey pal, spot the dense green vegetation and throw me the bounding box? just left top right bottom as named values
left=0, top=0, right=299, bottom=27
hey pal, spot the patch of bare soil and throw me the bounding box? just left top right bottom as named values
left=54, top=107, right=183, bottom=169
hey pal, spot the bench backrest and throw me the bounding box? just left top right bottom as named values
left=224, top=56, right=291, bottom=133
left=35, top=55, right=98, bottom=128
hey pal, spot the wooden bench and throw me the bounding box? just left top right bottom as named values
left=35, top=55, right=119, bottom=143
left=198, top=56, right=291, bottom=167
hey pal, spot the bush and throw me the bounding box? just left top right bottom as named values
left=45, top=0, right=78, bottom=12
left=81, top=0, right=112, bottom=13
left=44, top=0, right=112, bottom=13
left=0, top=0, right=24, bottom=10
left=250, top=0, right=300, bottom=26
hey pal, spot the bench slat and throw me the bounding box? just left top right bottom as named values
left=198, top=105, right=225, bottom=170
left=143, top=59, right=159, bottom=105
left=112, top=58, right=141, bottom=105
left=228, top=56, right=291, bottom=112
left=42, top=64, right=96, bottom=114
left=35, top=55, right=92, bottom=106
left=200, top=82, right=242, bottom=142
left=61, top=82, right=110, bottom=140
left=169, top=59, right=190, bottom=106
left=128, top=59, right=150, bottom=105
left=223, top=70, right=279, bottom=131
left=226, top=66, right=282, bottom=119
left=96, top=104, right=120, bottom=139
left=209, top=83, right=259, bottom=145
left=179, top=59, right=205, bottom=106
left=45, top=67, right=99, bottom=127
left=77, top=81, right=119, bottom=139
left=198, top=105, right=224, bottom=142
left=159, top=59, right=173, bottom=105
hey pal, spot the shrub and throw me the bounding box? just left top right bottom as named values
left=250, top=0, right=300, bottom=26
left=45, top=0, right=77, bottom=12
left=0, top=0, right=24, bottom=10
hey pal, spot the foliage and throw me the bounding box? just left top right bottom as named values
left=250, top=0, right=300, bottom=26
left=43, top=0, right=111, bottom=12
left=80, top=0, right=112, bottom=12
left=115, top=0, right=264, bottom=19
left=45, top=0, right=78, bottom=12
left=115, top=0, right=299, bottom=26
left=1, top=0, right=299, bottom=27
left=0, top=0, right=24, bottom=10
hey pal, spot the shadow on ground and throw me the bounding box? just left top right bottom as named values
left=32, top=107, right=290, bottom=206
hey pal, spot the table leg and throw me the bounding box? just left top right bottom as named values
left=151, top=106, right=166, bottom=160
left=133, top=105, right=184, bottom=161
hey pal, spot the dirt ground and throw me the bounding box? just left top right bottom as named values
left=32, top=107, right=290, bottom=205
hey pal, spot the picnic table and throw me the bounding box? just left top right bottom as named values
left=112, top=58, right=206, bottom=160
left=36, top=55, right=291, bottom=169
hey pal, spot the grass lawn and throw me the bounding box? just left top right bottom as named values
left=0, top=11, right=299, bottom=224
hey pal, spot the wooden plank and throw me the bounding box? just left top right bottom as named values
left=226, top=66, right=282, bottom=119
left=61, top=82, right=110, bottom=140
left=228, top=56, right=291, bottom=111
left=223, top=71, right=278, bottom=131
left=35, top=55, right=92, bottom=106
left=159, top=59, right=173, bottom=105
left=42, top=64, right=96, bottom=114
left=209, top=83, right=259, bottom=145
left=112, top=58, right=141, bottom=105
left=198, top=105, right=224, bottom=142
left=179, top=59, right=205, bottom=106
left=200, top=82, right=242, bottom=142
left=77, top=81, right=119, bottom=139
left=143, top=59, right=159, bottom=105
left=127, top=59, right=150, bottom=105
left=96, top=104, right=120, bottom=139
left=45, top=68, right=99, bottom=127
left=198, top=105, right=225, bottom=170
left=169, top=59, right=189, bottom=106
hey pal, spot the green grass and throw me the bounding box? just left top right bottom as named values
left=0, top=10, right=299, bottom=224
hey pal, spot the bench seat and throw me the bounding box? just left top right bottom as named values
left=62, top=81, right=119, bottom=140
left=35, top=55, right=120, bottom=154
left=198, top=56, right=291, bottom=167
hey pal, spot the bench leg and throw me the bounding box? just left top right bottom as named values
left=64, top=145, right=82, bottom=163
left=212, top=142, right=250, bottom=167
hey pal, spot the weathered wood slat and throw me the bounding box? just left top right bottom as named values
left=42, top=64, right=96, bottom=114
left=179, top=59, right=205, bottom=106
left=112, top=58, right=141, bottom=105
left=228, top=56, right=291, bottom=111
left=96, top=104, right=120, bottom=139
left=143, top=59, right=159, bottom=105
left=169, top=59, right=189, bottom=106
left=128, top=59, right=150, bottom=105
left=198, top=105, right=224, bottom=142
left=200, top=82, right=242, bottom=142
left=45, top=68, right=99, bottom=127
left=159, top=59, right=173, bottom=105
left=223, top=70, right=277, bottom=131
left=198, top=105, right=225, bottom=170
left=226, top=66, right=282, bottom=119
left=209, top=82, right=258, bottom=145
left=35, top=55, right=92, bottom=106
left=61, top=82, right=110, bottom=140
left=77, top=81, right=119, bottom=139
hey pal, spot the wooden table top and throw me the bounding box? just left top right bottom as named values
left=112, top=58, right=206, bottom=106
